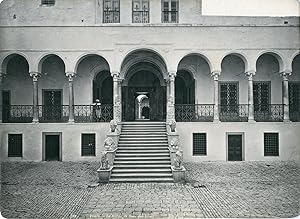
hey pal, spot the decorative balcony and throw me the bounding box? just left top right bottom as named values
left=38, top=105, right=69, bottom=123
left=175, top=104, right=214, bottom=122
left=2, top=105, right=33, bottom=123
left=219, top=104, right=249, bottom=122
left=74, top=104, right=113, bottom=123
left=254, top=104, right=284, bottom=122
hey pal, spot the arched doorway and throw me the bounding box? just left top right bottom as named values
left=175, top=70, right=195, bottom=104
left=93, top=70, right=113, bottom=104
left=120, top=49, right=168, bottom=122
left=122, top=70, right=166, bottom=121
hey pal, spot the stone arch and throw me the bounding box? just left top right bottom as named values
left=74, top=53, right=111, bottom=74
left=177, top=52, right=213, bottom=73
left=221, top=51, right=249, bottom=73
left=1, top=52, right=30, bottom=74
left=120, top=48, right=168, bottom=80
left=255, top=51, right=285, bottom=73
left=37, top=53, right=66, bottom=74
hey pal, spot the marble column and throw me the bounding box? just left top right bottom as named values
left=0, top=71, right=5, bottom=123
left=212, top=71, right=220, bottom=122
left=30, top=72, right=40, bottom=123
left=281, top=71, right=291, bottom=122
left=167, top=72, right=176, bottom=123
left=246, top=71, right=255, bottom=122
left=66, top=72, right=75, bottom=123
left=112, top=72, right=121, bottom=123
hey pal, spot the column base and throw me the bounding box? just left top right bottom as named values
left=32, top=119, right=39, bottom=124
left=213, top=119, right=220, bottom=123
left=68, top=119, right=75, bottom=123
left=248, top=118, right=256, bottom=123
left=283, top=119, right=292, bottom=123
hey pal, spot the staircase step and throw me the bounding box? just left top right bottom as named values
left=111, top=173, right=173, bottom=178
left=109, top=177, right=174, bottom=183
left=115, top=153, right=169, bottom=157
left=113, top=164, right=171, bottom=168
left=112, top=168, right=171, bottom=173
left=120, top=134, right=167, bottom=137
left=114, top=160, right=171, bottom=165
left=114, top=157, right=170, bottom=161
left=117, top=147, right=168, bottom=151
left=117, top=150, right=169, bottom=154
left=118, top=141, right=168, bottom=145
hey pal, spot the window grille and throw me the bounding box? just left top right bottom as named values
left=103, top=0, right=120, bottom=23
left=220, top=82, right=238, bottom=113
left=264, top=133, right=279, bottom=156
left=193, top=133, right=207, bottom=155
left=254, top=82, right=270, bottom=112
left=162, top=0, right=178, bottom=23
left=41, top=0, right=55, bottom=5
left=81, top=134, right=96, bottom=156
left=289, top=82, right=300, bottom=122
left=8, top=134, right=22, bottom=157
left=132, top=0, right=149, bottom=23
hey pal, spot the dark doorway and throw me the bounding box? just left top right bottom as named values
left=45, top=134, right=60, bottom=161
left=93, top=71, right=113, bottom=104
left=43, top=90, right=62, bottom=122
left=122, top=71, right=166, bottom=121
left=228, top=134, right=243, bottom=161
left=2, top=90, right=10, bottom=122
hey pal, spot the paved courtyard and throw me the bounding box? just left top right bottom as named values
left=1, top=161, right=299, bottom=218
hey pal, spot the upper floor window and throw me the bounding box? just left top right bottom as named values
left=41, top=0, right=55, bottom=6
left=162, top=0, right=178, bottom=23
left=132, top=0, right=149, bottom=23
left=103, top=0, right=120, bottom=23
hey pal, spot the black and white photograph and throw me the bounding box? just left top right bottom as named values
left=0, top=0, right=299, bottom=218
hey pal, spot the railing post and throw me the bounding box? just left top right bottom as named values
left=112, top=72, right=121, bottom=123
left=0, top=71, right=5, bottom=123
left=66, top=72, right=75, bottom=123
left=246, top=71, right=256, bottom=122
left=212, top=71, right=220, bottom=122
left=167, top=71, right=176, bottom=123
left=30, top=72, right=40, bottom=123
left=281, top=70, right=291, bottom=122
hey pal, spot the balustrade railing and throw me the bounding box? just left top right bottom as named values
left=175, top=104, right=214, bottom=122
left=2, top=105, right=33, bottom=123
left=254, top=104, right=284, bottom=122
left=74, top=104, right=113, bottom=123
left=219, top=104, right=249, bottom=122
left=38, top=105, right=69, bottom=123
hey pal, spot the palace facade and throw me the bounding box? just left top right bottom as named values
left=0, top=0, right=299, bottom=163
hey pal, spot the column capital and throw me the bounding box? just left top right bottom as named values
left=66, top=72, right=76, bottom=82
left=280, top=70, right=292, bottom=80
left=245, top=71, right=256, bottom=80
left=111, top=71, right=120, bottom=79
left=211, top=71, right=221, bottom=80
left=168, top=71, right=177, bottom=77
left=29, top=72, right=41, bottom=82
left=0, top=71, right=6, bottom=80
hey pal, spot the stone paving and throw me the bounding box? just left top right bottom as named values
left=1, top=161, right=299, bottom=218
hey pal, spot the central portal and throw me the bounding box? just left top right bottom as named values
left=122, top=70, right=166, bottom=121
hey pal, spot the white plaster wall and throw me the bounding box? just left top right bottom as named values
left=177, top=122, right=300, bottom=161
left=0, top=123, right=110, bottom=161
left=202, top=0, right=300, bottom=16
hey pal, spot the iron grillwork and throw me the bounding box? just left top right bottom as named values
left=2, top=105, right=33, bottom=123
left=132, top=10, right=149, bottom=23
left=162, top=10, right=178, bottom=23
left=74, top=104, right=113, bottom=123
left=254, top=104, right=283, bottom=122
left=175, top=104, right=214, bottom=122
left=103, top=8, right=120, bottom=23
left=38, top=105, right=69, bottom=122
left=219, top=104, right=249, bottom=122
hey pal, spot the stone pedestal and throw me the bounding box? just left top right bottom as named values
left=106, top=148, right=117, bottom=166
left=107, top=132, right=120, bottom=146
left=97, top=166, right=113, bottom=183
left=169, top=148, right=177, bottom=166
left=171, top=166, right=186, bottom=182
left=167, top=132, right=179, bottom=144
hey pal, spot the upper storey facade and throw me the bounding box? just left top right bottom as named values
left=0, top=0, right=299, bottom=26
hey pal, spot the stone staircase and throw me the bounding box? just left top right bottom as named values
left=110, top=121, right=174, bottom=182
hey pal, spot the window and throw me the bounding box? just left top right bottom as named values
left=193, top=133, right=207, bottom=155
left=289, top=82, right=300, bottom=122
left=220, top=82, right=238, bottom=113
left=81, top=134, right=96, bottom=156
left=8, top=134, right=22, bottom=157
left=103, top=0, right=120, bottom=23
left=264, top=133, right=279, bottom=156
left=254, top=82, right=270, bottom=113
left=162, top=0, right=178, bottom=23
left=41, top=0, right=55, bottom=6
left=132, top=0, right=149, bottom=23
